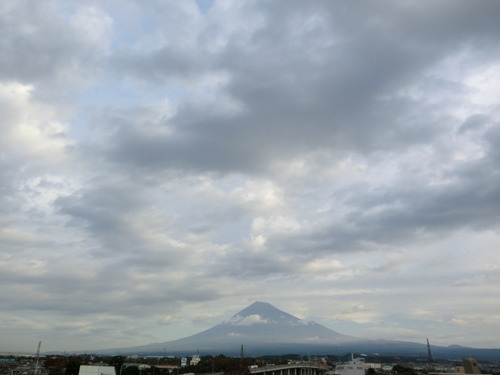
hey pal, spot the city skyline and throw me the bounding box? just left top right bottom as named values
left=1, top=0, right=500, bottom=353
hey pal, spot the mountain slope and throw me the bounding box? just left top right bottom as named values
left=100, top=301, right=352, bottom=355
left=168, top=301, right=352, bottom=346
left=90, top=302, right=500, bottom=362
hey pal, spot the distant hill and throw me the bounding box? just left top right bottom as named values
left=90, top=302, right=500, bottom=362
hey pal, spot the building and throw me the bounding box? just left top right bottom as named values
left=463, top=358, right=480, bottom=374
left=79, top=366, right=116, bottom=375
left=429, top=358, right=489, bottom=375
left=190, top=355, right=200, bottom=366
left=334, top=357, right=365, bottom=375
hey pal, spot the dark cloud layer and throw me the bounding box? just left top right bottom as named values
left=102, top=1, right=500, bottom=175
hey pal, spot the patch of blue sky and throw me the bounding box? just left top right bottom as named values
left=76, top=81, right=145, bottom=108
left=110, top=13, right=162, bottom=50
left=201, top=84, right=217, bottom=95
left=195, top=0, right=215, bottom=15
left=67, top=82, right=186, bottom=141
left=51, top=3, right=144, bottom=51
left=66, top=114, right=90, bottom=143
left=52, top=2, right=78, bottom=18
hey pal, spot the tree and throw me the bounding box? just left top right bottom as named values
left=122, top=366, right=140, bottom=375
left=111, top=356, right=125, bottom=375
left=66, top=357, right=81, bottom=375
left=45, top=356, right=68, bottom=375
left=392, top=365, right=416, bottom=375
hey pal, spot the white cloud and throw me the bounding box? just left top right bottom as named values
left=69, top=6, right=113, bottom=49
left=334, top=305, right=380, bottom=325
left=0, top=315, right=48, bottom=330
left=230, top=314, right=269, bottom=326
left=0, top=82, right=70, bottom=160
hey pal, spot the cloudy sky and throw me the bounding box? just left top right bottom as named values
left=2, top=0, right=500, bottom=354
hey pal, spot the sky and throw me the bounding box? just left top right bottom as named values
left=1, top=0, right=500, bottom=354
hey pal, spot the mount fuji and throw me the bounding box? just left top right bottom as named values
left=91, top=302, right=500, bottom=361
left=98, top=301, right=353, bottom=355
left=170, top=301, right=354, bottom=348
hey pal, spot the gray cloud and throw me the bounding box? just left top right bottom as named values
left=1, top=0, right=500, bottom=352
left=99, top=1, right=500, bottom=176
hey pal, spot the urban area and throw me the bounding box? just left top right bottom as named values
left=1, top=351, right=499, bottom=375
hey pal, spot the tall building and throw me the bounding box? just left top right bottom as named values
left=463, top=358, right=480, bottom=374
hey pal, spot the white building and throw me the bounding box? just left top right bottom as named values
left=79, top=366, right=116, bottom=375
left=190, top=355, right=201, bottom=366
left=335, top=358, right=365, bottom=375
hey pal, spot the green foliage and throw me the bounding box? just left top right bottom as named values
left=65, top=357, right=82, bottom=375
left=122, top=366, right=140, bottom=375
left=392, top=365, right=416, bottom=375
left=111, top=356, right=125, bottom=374
left=44, top=356, right=69, bottom=375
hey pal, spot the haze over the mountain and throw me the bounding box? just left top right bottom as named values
left=183, top=301, right=353, bottom=345
left=92, top=302, right=500, bottom=362
left=107, top=302, right=352, bottom=355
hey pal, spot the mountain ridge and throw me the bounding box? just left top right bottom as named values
left=85, top=302, right=500, bottom=362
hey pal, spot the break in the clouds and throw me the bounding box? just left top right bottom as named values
left=1, top=0, right=500, bottom=353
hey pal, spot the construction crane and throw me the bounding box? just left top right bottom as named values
left=427, top=338, right=434, bottom=371
left=34, top=341, right=42, bottom=375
